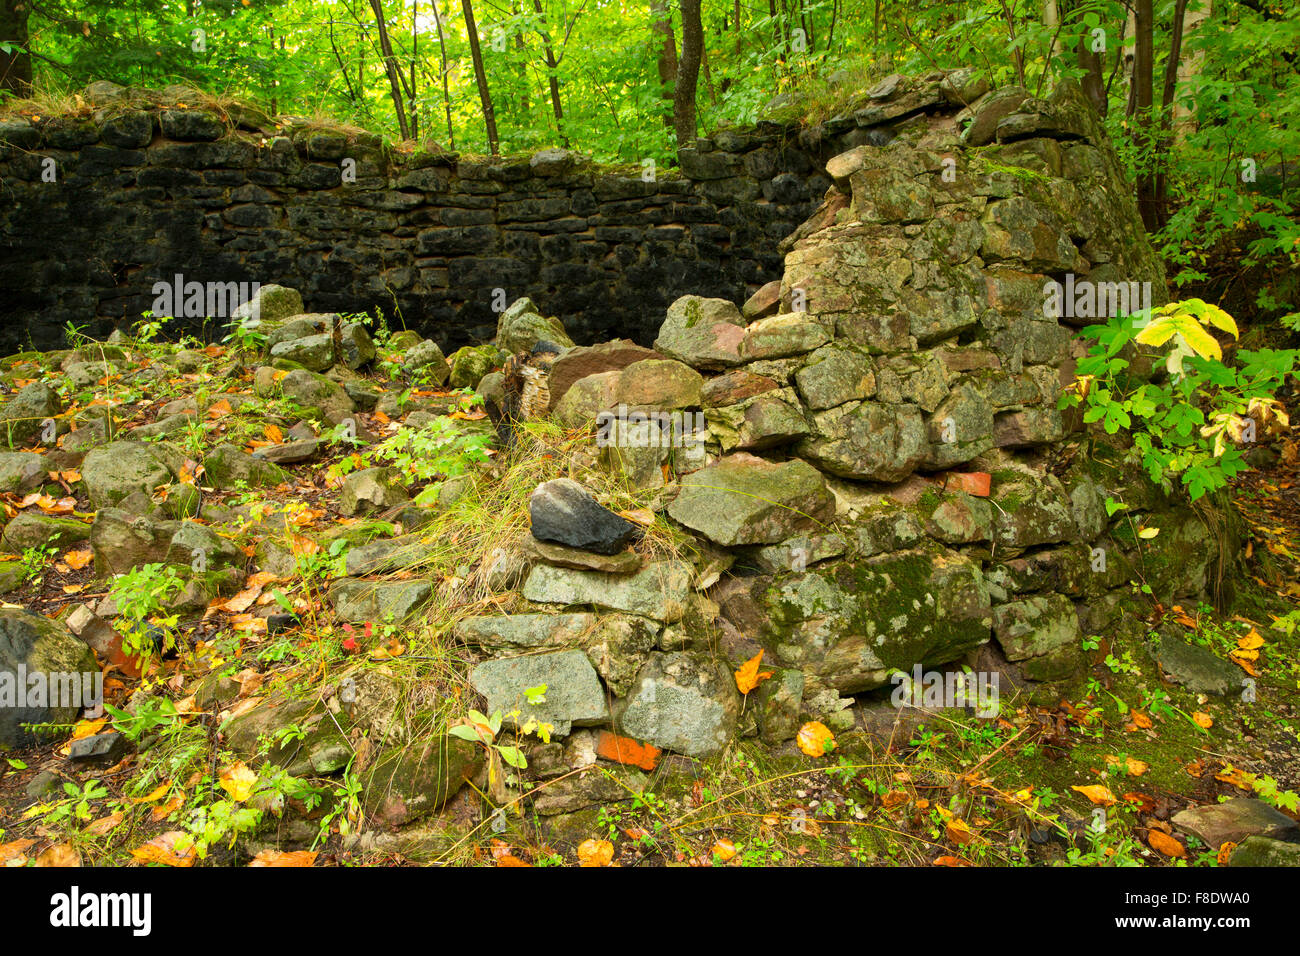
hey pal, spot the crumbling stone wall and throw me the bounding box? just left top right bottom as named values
left=0, top=81, right=831, bottom=354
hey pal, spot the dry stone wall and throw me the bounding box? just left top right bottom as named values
left=0, top=80, right=833, bottom=354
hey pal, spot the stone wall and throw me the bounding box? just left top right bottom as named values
left=0, top=81, right=837, bottom=355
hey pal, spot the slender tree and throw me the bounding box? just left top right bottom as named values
left=532, top=0, right=567, bottom=144
left=652, top=0, right=678, bottom=128
left=429, top=0, right=456, bottom=149
left=369, top=0, right=411, bottom=139
left=673, top=0, right=702, bottom=149
left=461, top=0, right=500, bottom=155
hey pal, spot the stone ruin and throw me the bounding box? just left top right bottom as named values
left=387, top=76, right=1229, bottom=769
left=0, top=73, right=1236, bottom=840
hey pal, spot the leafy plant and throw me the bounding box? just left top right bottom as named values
left=1063, top=300, right=1297, bottom=500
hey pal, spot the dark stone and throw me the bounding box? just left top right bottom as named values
left=69, top=731, right=133, bottom=764
left=529, top=478, right=639, bottom=555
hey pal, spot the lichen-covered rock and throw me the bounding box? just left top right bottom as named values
left=992, top=593, right=1081, bottom=680
left=523, top=561, right=692, bottom=622
left=613, top=359, right=704, bottom=411
left=794, top=345, right=876, bottom=410
left=82, top=441, right=172, bottom=507
left=654, top=296, right=747, bottom=370
left=362, top=736, right=483, bottom=828
left=617, top=651, right=740, bottom=756
left=0, top=383, right=61, bottom=448
left=0, top=608, right=97, bottom=748
left=704, top=388, right=810, bottom=453
left=339, top=466, right=408, bottom=516
left=755, top=546, right=992, bottom=693
left=202, top=443, right=288, bottom=490
left=667, top=455, right=834, bottom=546
left=1, top=513, right=91, bottom=553
left=497, top=297, right=574, bottom=355
left=90, top=508, right=180, bottom=575
left=797, top=401, right=927, bottom=482
left=330, top=577, right=432, bottom=623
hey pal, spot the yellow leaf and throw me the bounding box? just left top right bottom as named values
left=577, top=839, right=614, bottom=867
left=734, top=650, right=774, bottom=695
left=1071, top=784, right=1117, bottom=806
left=946, top=818, right=979, bottom=845
left=219, top=760, right=257, bottom=802
left=1137, top=526, right=1160, bottom=539
left=796, top=721, right=836, bottom=757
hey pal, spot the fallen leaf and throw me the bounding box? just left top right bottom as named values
left=0, top=838, right=36, bottom=864
left=249, top=849, right=317, bottom=867
left=62, top=549, right=93, bottom=570
left=219, top=760, right=257, bottom=802
left=946, top=818, right=979, bottom=845
left=734, top=649, right=774, bottom=695
left=34, top=843, right=81, bottom=867
left=130, top=831, right=195, bottom=867
left=83, top=812, right=124, bottom=837
left=796, top=721, right=836, bottom=757
left=595, top=731, right=661, bottom=771
left=1191, top=711, right=1213, bottom=729
left=1147, top=829, right=1186, bottom=858
left=1071, top=784, right=1117, bottom=806
left=577, top=839, right=614, bottom=867
left=711, top=838, right=737, bottom=862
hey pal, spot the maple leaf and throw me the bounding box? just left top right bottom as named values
left=219, top=760, right=258, bottom=802
left=796, top=721, right=836, bottom=757
left=734, top=650, right=774, bottom=695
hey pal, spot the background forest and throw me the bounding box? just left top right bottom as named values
left=1, top=0, right=1297, bottom=325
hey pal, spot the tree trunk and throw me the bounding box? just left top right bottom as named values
left=1173, top=0, right=1212, bottom=136
left=652, top=0, right=678, bottom=128
left=461, top=0, right=500, bottom=155
left=531, top=0, right=566, bottom=143
left=674, top=0, right=703, bottom=150
left=0, top=0, right=32, bottom=95
left=369, top=0, right=411, bottom=140
left=1131, top=0, right=1157, bottom=230
left=430, top=0, right=456, bottom=149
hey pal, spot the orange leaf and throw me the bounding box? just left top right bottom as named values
left=62, top=549, right=93, bottom=570
left=1192, top=711, right=1213, bottom=729
left=1147, top=830, right=1187, bottom=858
left=946, top=818, right=979, bottom=845
left=711, top=838, right=737, bottom=861
left=734, top=650, right=774, bottom=695
left=933, top=855, right=973, bottom=867
left=130, top=831, right=195, bottom=867
left=34, top=843, right=82, bottom=867
left=577, top=839, right=614, bottom=867
left=1071, top=784, right=1117, bottom=806
left=206, top=398, right=233, bottom=419
left=264, top=424, right=284, bottom=443
left=796, top=721, right=836, bottom=757
left=249, top=849, right=318, bottom=867
left=0, top=838, right=36, bottom=864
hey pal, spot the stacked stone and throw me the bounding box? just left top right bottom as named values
left=450, top=75, right=1227, bottom=768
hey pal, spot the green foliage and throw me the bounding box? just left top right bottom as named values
left=108, top=563, right=188, bottom=660
left=1063, top=300, right=1298, bottom=501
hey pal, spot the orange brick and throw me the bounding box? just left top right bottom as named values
left=595, top=731, right=661, bottom=771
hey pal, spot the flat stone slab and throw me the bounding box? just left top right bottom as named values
left=1228, top=836, right=1300, bottom=866
left=469, top=649, right=608, bottom=736
left=330, top=578, right=432, bottom=623
left=1173, top=798, right=1300, bottom=850
left=453, top=612, right=597, bottom=650
left=523, top=560, right=691, bottom=622
left=1151, top=635, right=1243, bottom=696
